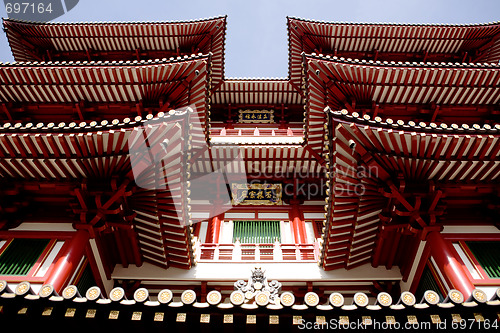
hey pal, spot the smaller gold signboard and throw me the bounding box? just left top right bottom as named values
left=109, top=310, right=119, bottom=320
left=132, top=312, right=142, bottom=321
left=154, top=312, right=164, bottom=322
left=238, top=109, right=274, bottom=124
left=65, top=308, right=76, bottom=318
left=42, top=307, right=53, bottom=316
left=224, top=314, right=233, bottom=324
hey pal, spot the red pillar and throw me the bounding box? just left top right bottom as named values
left=206, top=214, right=223, bottom=243
left=289, top=200, right=307, bottom=244
left=46, top=230, right=90, bottom=293
left=426, top=231, right=475, bottom=297
left=212, top=215, right=223, bottom=243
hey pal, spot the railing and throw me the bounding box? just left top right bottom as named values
left=195, top=241, right=320, bottom=262
left=211, top=128, right=303, bottom=137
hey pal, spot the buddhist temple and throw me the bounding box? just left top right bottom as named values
left=0, top=16, right=499, bottom=331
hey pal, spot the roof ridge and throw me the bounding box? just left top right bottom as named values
left=2, top=15, right=227, bottom=25
left=224, top=77, right=289, bottom=81
left=0, top=53, right=210, bottom=67
left=327, top=107, right=500, bottom=135
left=306, top=53, right=500, bottom=68
left=287, top=16, right=500, bottom=27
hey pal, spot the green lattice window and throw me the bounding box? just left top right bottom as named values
left=415, top=265, right=444, bottom=302
left=0, top=239, right=50, bottom=276
left=232, top=221, right=281, bottom=244
left=466, top=241, right=500, bottom=279
left=76, top=262, right=96, bottom=295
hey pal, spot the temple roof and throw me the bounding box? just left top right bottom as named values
left=0, top=55, right=210, bottom=104
left=211, top=79, right=303, bottom=105
left=3, top=17, right=226, bottom=87
left=306, top=54, right=500, bottom=108
left=288, top=17, right=500, bottom=87
left=320, top=108, right=500, bottom=270
left=304, top=54, right=500, bottom=158
left=0, top=111, right=198, bottom=270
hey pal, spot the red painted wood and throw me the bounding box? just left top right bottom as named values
left=289, top=201, right=307, bottom=244
left=45, top=230, right=90, bottom=293
left=426, top=231, right=475, bottom=297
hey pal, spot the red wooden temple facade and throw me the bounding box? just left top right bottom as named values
left=0, top=16, right=499, bottom=330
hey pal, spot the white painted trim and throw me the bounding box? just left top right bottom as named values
left=477, top=286, right=498, bottom=300
left=430, top=256, right=450, bottom=292
left=112, top=262, right=402, bottom=282
left=68, top=256, right=86, bottom=285
left=442, top=225, right=500, bottom=234
left=258, top=212, right=289, bottom=219
left=452, top=243, right=482, bottom=279
left=35, top=240, right=65, bottom=277
left=304, top=221, right=315, bottom=243
left=400, top=240, right=426, bottom=292
left=210, top=136, right=304, bottom=145
left=191, top=212, right=210, bottom=219
left=89, top=239, right=113, bottom=295
left=199, top=221, right=208, bottom=243
left=220, top=220, right=233, bottom=243
left=10, top=223, right=75, bottom=232
left=224, top=212, right=255, bottom=219
left=302, top=201, right=326, bottom=205
left=303, top=212, right=326, bottom=219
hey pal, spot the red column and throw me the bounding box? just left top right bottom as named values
left=206, top=214, right=223, bottom=243
left=426, top=231, right=475, bottom=297
left=289, top=201, right=307, bottom=244
left=45, top=230, right=90, bottom=293
left=212, top=215, right=223, bottom=243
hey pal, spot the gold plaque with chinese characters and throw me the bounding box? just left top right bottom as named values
left=430, top=315, right=441, bottom=324
left=132, top=312, right=142, bottom=321
left=65, top=308, right=76, bottom=318
left=154, top=312, right=164, bottom=322
left=474, top=313, right=485, bottom=322
left=339, top=316, right=349, bottom=325
left=231, top=183, right=282, bottom=205
left=224, top=314, right=233, bottom=324
left=86, top=309, right=96, bottom=319
left=109, top=310, right=119, bottom=320
left=238, top=110, right=274, bottom=124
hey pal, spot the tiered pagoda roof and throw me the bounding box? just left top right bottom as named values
left=288, top=17, right=500, bottom=87
left=3, top=17, right=227, bottom=87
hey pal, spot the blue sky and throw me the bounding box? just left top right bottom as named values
left=1, top=0, right=500, bottom=78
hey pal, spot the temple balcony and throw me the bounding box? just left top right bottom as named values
left=195, top=240, right=321, bottom=263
